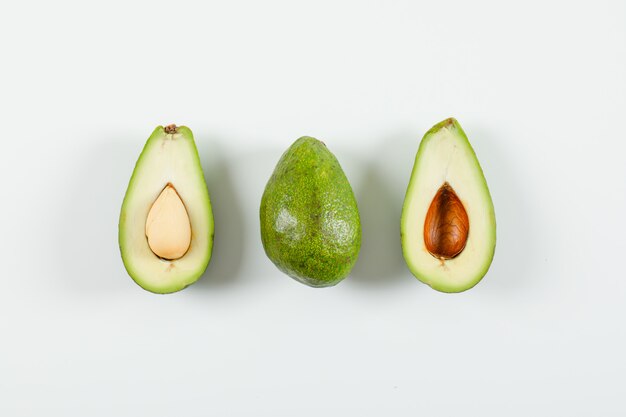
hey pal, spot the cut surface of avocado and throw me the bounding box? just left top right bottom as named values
left=119, top=125, right=213, bottom=293
left=401, top=118, right=496, bottom=293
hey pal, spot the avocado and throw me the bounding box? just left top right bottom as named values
left=401, top=118, right=496, bottom=292
left=260, top=137, right=361, bottom=287
left=119, top=125, right=214, bottom=294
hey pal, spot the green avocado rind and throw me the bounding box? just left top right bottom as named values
left=119, top=126, right=214, bottom=294
left=260, top=137, right=361, bottom=287
left=401, top=118, right=496, bottom=293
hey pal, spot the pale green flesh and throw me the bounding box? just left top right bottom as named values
left=119, top=126, right=214, bottom=294
left=401, top=118, right=496, bottom=293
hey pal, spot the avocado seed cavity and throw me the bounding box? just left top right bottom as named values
left=145, top=183, right=191, bottom=260
left=423, top=182, right=469, bottom=261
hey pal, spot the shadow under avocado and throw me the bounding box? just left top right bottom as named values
left=194, top=140, right=245, bottom=290
left=348, top=131, right=418, bottom=288
left=469, top=125, right=534, bottom=293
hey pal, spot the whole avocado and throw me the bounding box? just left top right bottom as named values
left=260, top=137, right=361, bottom=287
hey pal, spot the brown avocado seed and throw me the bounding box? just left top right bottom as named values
left=423, top=182, right=469, bottom=260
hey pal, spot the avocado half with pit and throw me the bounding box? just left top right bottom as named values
left=401, top=118, right=496, bottom=292
left=119, top=125, right=214, bottom=293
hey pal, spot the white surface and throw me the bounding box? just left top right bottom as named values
left=1, top=1, right=625, bottom=415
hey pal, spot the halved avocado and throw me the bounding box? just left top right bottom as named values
left=119, top=125, right=214, bottom=294
left=401, top=118, right=496, bottom=292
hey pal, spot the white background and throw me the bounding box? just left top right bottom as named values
left=1, top=0, right=625, bottom=415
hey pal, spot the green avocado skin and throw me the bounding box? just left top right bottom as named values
left=260, top=137, right=361, bottom=287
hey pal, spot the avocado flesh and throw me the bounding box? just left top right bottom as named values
left=401, top=118, right=496, bottom=293
left=260, top=137, right=361, bottom=287
left=119, top=126, right=214, bottom=294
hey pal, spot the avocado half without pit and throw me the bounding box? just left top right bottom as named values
left=119, top=125, right=214, bottom=294
left=401, top=118, right=496, bottom=293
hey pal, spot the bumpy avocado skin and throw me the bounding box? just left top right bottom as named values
left=260, top=137, right=361, bottom=287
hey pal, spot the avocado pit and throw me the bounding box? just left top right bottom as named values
left=423, top=182, right=469, bottom=260
left=145, top=183, right=191, bottom=260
